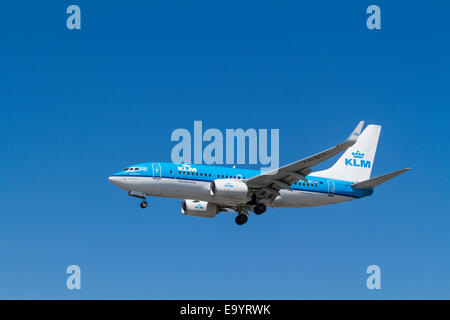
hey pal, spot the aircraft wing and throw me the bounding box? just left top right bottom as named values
left=244, top=121, right=365, bottom=199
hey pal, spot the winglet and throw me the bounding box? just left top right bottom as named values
left=345, top=121, right=365, bottom=146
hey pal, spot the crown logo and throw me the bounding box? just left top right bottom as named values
left=352, top=150, right=364, bottom=159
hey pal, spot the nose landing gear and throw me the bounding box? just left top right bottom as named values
left=128, top=191, right=148, bottom=209
left=140, top=200, right=148, bottom=209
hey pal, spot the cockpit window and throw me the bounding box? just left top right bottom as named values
left=123, top=167, right=143, bottom=172
left=123, top=166, right=145, bottom=172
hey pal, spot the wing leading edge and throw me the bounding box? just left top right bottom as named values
left=245, top=121, right=365, bottom=199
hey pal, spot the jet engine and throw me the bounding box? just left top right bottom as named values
left=209, top=179, right=249, bottom=201
left=181, top=200, right=218, bottom=218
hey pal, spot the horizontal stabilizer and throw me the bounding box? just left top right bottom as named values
left=351, top=168, right=411, bottom=189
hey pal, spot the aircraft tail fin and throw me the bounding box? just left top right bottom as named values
left=313, top=124, right=381, bottom=182
left=351, top=168, right=411, bottom=189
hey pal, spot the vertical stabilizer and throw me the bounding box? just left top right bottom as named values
left=313, top=125, right=381, bottom=182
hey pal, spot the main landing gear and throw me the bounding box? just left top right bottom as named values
left=235, top=214, right=248, bottom=226
left=234, top=203, right=267, bottom=226
left=253, top=203, right=266, bottom=215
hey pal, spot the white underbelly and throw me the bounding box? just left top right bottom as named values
left=132, top=177, right=354, bottom=208
left=273, top=189, right=354, bottom=208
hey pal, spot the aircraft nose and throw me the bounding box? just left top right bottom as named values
left=108, top=176, right=121, bottom=186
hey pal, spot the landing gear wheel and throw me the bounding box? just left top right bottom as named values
left=140, top=200, right=148, bottom=209
left=235, top=214, right=248, bottom=225
left=253, top=203, right=266, bottom=215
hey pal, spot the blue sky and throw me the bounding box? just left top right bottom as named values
left=0, top=1, right=449, bottom=299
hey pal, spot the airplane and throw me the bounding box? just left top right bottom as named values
left=108, top=121, right=410, bottom=226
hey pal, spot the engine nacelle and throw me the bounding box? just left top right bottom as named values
left=181, top=200, right=217, bottom=218
left=210, top=179, right=249, bottom=201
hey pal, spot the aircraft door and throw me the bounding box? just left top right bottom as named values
left=152, top=163, right=162, bottom=178
left=148, top=163, right=162, bottom=195
left=327, top=180, right=335, bottom=197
